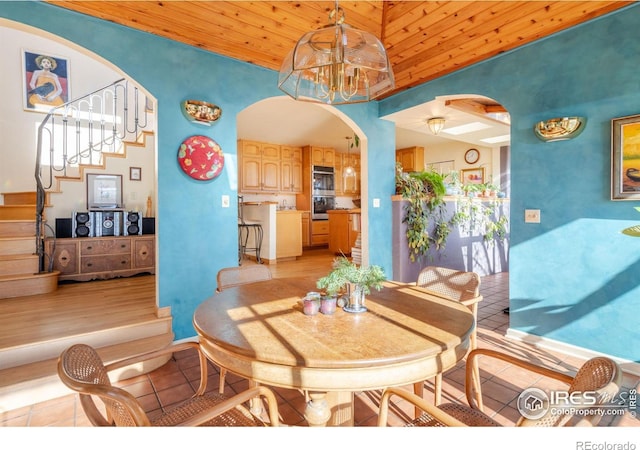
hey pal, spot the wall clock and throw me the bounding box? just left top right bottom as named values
left=464, top=148, right=480, bottom=164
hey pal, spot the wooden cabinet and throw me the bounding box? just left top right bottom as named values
left=280, top=145, right=303, bottom=193
left=276, top=211, right=303, bottom=259
left=311, top=220, right=329, bottom=246
left=396, top=146, right=425, bottom=173
left=309, top=146, right=335, bottom=166
left=301, top=211, right=310, bottom=247
left=238, top=140, right=281, bottom=193
left=328, top=211, right=360, bottom=255
left=46, top=235, right=155, bottom=282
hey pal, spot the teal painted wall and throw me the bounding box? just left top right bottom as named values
left=381, top=4, right=640, bottom=361
left=0, top=1, right=395, bottom=340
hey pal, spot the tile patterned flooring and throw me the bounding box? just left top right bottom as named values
left=2, top=272, right=639, bottom=432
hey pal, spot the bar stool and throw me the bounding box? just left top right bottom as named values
left=238, top=197, right=263, bottom=264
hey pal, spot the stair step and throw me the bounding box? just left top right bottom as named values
left=0, top=220, right=37, bottom=238
left=0, top=205, right=36, bottom=221
left=0, top=237, right=35, bottom=255
left=0, top=332, right=174, bottom=412
left=1, top=191, right=38, bottom=205
left=0, top=271, right=59, bottom=299
left=0, top=254, right=39, bottom=277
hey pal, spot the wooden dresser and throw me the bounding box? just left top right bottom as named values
left=45, top=235, right=155, bottom=282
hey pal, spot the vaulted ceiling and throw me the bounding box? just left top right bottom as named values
left=48, top=1, right=631, bottom=99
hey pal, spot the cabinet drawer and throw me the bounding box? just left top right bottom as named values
left=81, top=254, right=131, bottom=273
left=311, top=234, right=329, bottom=245
left=53, top=242, right=79, bottom=275
left=81, top=238, right=130, bottom=255
left=312, top=221, right=329, bottom=234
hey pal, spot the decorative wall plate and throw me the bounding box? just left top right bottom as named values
left=177, top=135, right=224, bottom=181
left=181, top=100, right=222, bottom=126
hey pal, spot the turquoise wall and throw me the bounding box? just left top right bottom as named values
left=4, top=2, right=640, bottom=361
left=0, top=1, right=395, bottom=340
left=381, top=3, right=640, bottom=362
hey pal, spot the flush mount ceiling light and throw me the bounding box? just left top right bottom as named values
left=427, top=117, right=446, bottom=135
left=534, top=117, right=587, bottom=142
left=277, top=1, right=395, bottom=105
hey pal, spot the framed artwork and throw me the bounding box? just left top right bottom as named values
left=22, top=50, right=70, bottom=112
left=130, top=167, right=142, bottom=181
left=611, top=114, right=640, bottom=200
left=87, top=174, right=123, bottom=209
left=461, top=168, right=485, bottom=185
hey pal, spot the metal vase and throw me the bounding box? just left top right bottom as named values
left=344, top=283, right=367, bottom=313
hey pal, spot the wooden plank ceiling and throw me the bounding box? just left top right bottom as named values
left=48, top=1, right=632, bottom=98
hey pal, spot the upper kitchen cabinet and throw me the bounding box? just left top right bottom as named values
left=280, top=145, right=303, bottom=194
left=396, top=146, right=425, bottom=173
left=308, top=146, right=336, bottom=166
left=238, top=140, right=281, bottom=193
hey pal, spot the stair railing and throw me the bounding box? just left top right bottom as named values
left=35, top=78, right=152, bottom=272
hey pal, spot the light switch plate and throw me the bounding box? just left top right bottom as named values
left=373, top=198, right=380, bottom=208
left=525, top=209, right=540, bottom=223
left=221, top=195, right=230, bottom=208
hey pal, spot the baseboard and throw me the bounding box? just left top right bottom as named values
left=506, top=328, right=640, bottom=385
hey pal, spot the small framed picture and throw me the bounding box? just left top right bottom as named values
left=130, top=167, right=142, bottom=181
left=461, top=167, right=485, bottom=185
left=87, top=173, right=123, bottom=209
left=611, top=114, right=640, bottom=200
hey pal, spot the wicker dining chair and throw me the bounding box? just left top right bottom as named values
left=57, top=342, right=280, bottom=427
left=413, top=266, right=482, bottom=405
left=378, top=348, right=622, bottom=427
left=214, top=264, right=273, bottom=393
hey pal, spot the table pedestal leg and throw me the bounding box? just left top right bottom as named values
left=305, top=391, right=331, bottom=427
left=304, top=391, right=355, bottom=427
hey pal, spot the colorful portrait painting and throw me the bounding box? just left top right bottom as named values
left=23, top=50, right=70, bottom=112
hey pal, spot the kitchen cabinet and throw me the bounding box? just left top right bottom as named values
left=238, top=140, right=281, bottom=193
left=308, top=146, right=336, bottom=166
left=280, top=145, right=303, bottom=193
left=301, top=211, right=310, bottom=247
left=328, top=210, right=360, bottom=255
left=45, top=235, right=155, bottom=282
left=396, top=146, right=425, bottom=173
left=276, top=210, right=303, bottom=259
left=311, top=220, right=329, bottom=246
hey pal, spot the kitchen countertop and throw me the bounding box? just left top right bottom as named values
left=327, top=208, right=361, bottom=214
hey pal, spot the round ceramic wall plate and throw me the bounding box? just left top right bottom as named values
left=177, top=135, right=224, bottom=181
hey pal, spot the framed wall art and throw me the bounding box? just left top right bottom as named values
left=22, top=49, right=70, bottom=112
left=130, top=167, right=142, bottom=181
left=611, top=114, right=640, bottom=200
left=461, top=168, right=484, bottom=186
left=87, top=174, right=123, bottom=209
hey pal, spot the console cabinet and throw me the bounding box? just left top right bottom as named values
left=46, top=235, right=155, bottom=282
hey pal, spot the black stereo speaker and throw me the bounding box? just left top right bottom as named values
left=124, top=211, right=143, bottom=236
left=72, top=211, right=94, bottom=238
left=142, top=217, right=155, bottom=235
left=94, top=210, right=122, bottom=237
left=55, top=218, right=72, bottom=238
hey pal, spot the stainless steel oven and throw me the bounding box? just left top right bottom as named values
left=312, top=195, right=336, bottom=220
left=311, top=166, right=335, bottom=220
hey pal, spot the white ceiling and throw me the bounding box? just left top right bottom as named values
left=237, top=95, right=511, bottom=153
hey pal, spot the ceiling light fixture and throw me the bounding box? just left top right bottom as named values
left=427, top=117, right=446, bottom=135
left=277, top=1, right=395, bottom=105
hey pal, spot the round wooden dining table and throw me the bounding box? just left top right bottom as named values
left=193, top=276, right=475, bottom=427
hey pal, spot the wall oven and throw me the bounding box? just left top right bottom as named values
left=312, top=166, right=335, bottom=220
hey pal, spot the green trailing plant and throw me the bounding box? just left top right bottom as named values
left=316, top=256, right=386, bottom=296
left=452, top=197, right=509, bottom=243
left=395, top=163, right=456, bottom=262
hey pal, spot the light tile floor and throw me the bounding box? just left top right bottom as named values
left=2, top=272, right=638, bottom=429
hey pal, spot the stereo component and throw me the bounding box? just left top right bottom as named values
left=94, top=210, right=122, bottom=237
left=124, top=211, right=143, bottom=236
left=72, top=211, right=94, bottom=238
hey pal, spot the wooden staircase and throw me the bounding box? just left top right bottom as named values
left=0, top=192, right=59, bottom=299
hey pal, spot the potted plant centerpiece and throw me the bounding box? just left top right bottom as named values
left=316, top=256, right=386, bottom=313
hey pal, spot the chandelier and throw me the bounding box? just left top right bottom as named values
left=278, top=1, right=395, bottom=105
